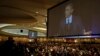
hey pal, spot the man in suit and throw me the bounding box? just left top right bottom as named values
left=48, top=2, right=92, bottom=37
left=60, top=3, right=84, bottom=36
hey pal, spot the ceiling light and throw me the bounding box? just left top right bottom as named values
left=33, top=27, right=46, bottom=30
left=35, top=11, right=39, bottom=14
left=43, top=23, right=46, bottom=25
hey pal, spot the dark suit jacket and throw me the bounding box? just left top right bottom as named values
left=59, top=15, right=84, bottom=36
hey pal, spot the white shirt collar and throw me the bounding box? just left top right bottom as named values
left=66, top=15, right=72, bottom=24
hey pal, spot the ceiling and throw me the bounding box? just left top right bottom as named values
left=0, top=0, right=65, bottom=36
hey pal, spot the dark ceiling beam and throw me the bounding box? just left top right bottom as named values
left=0, top=5, right=38, bottom=23
left=0, top=5, right=47, bottom=17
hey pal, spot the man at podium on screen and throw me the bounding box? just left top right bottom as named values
left=62, top=3, right=84, bottom=36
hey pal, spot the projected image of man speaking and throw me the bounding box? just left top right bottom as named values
left=48, top=0, right=100, bottom=37
left=64, top=3, right=84, bottom=35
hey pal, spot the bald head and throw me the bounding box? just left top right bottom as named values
left=65, top=3, right=74, bottom=18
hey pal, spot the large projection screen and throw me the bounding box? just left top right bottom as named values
left=47, top=0, right=100, bottom=37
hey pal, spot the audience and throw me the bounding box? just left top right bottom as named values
left=0, top=37, right=100, bottom=56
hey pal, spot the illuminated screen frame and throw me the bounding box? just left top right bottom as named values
left=47, top=0, right=100, bottom=38
left=28, top=30, right=37, bottom=38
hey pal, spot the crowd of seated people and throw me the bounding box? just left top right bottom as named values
left=29, top=44, right=100, bottom=56
left=0, top=37, right=100, bottom=56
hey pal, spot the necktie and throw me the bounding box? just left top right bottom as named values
left=65, top=15, right=72, bottom=35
